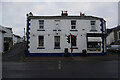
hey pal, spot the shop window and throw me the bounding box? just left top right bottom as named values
left=87, top=42, right=101, bottom=51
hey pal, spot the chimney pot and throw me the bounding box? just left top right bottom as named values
left=61, top=11, right=68, bottom=16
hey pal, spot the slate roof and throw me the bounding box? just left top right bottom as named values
left=28, top=16, right=104, bottom=20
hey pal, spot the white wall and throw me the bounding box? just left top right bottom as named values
left=0, top=32, right=4, bottom=53
left=106, top=32, right=114, bottom=46
left=118, top=1, right=120, bottom=26
left=29, top=19, right=105, bottom=53
left=3, top=27, right=13, bottom=38
left=13, top=35, right=21, bottom=45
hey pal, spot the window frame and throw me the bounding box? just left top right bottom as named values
left=71, top=20, right=76, bottom=29
left=38, top=36, right=44, bottom=48
left=54, top=20, right=60, bottom=29
left=87, top=42, right=101, bottom=51
left=90, top=21, right=96, bottom=31
left=71, top=35, right=77, bottom=48
left=118, top=31, right=120, bottom=40
left=39, top=20, right=44, bottom=29
left=54, top=36, right=60, bottom=49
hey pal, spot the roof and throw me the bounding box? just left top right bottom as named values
left=28, top=16, right=104, bottom=20
left=13, top=34, right=21, bottom=38
left=0, top=29, right=6, bottom=33
left=106, top=29, right=113, bottom=35
left=106, top=26, right=120, bottom=36
left=112, top=25, right=120, bottom=31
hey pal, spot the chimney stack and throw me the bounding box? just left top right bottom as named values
left=80, top=12, right=85, bottom=16
left=61, top=11, right=68, bottom=16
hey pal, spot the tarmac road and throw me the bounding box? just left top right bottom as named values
left=2, top=60, right=118, bottom=78
left=2, top=43, right=120, bottom=79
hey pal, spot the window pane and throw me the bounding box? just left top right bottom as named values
left=38, top=36, right=44, bottom=47
left=87, top=42, right=101, bottom=51
left=91, top=26, right=96, bottom=30
left=54, top=36, right=60, bottom=48
left=72, top=26, right=76, bottom=29
left=71, top=21, right=76, bottom=25
left=91, top=21, right=95, bottom=25
left=39, top=20, right=44, bottom=29
left=71, top=36, right=76, bottom=47
left=71, top=20, right=76, bottom=29
left=90, top=21, right=96, bottom=31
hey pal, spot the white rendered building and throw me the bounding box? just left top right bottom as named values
left=26, top=11, right=107, bottom=56
left=0, top=25, right=6, bottom=53
left=13, top=34, right=21, bottom=45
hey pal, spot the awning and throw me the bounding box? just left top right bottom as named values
left=88, top=37, right=102, bottom=42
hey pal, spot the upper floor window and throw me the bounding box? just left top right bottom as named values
left=55, top=20, right=60, bottom=29
left=38, top=36, right=44, bottom=47
left=71, top=20, right=76, bottom=29
left=90, top=21, right=96, bottom=31
left=54, top=36, right=60, bottom=49
left=39, top=20, right=44, bottom=29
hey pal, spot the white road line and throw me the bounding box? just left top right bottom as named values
left=58, top=60, right=61, bottom=69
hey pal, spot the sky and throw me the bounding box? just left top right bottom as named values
left=0, top=1, right=119, bottom=37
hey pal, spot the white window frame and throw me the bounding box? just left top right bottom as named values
left=54, top=20, right=60, bottom=29
left=38, top=36, right=44, bottom=48
left=90, top=21, right=96, bottom=31
left=54, top=36, right=60, bottom=48
left=39, top=20, right=44, bottom=29
left=71, top=20, right=76, bottom=29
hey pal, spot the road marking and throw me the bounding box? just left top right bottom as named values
left=59, top=60, right=61, bottom=63
left=58, top=60, right=61, bottom=69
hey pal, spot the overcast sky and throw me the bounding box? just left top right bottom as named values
left=0, top=1, right=119, bottom=37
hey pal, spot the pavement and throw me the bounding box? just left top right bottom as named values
left=23, top=53, right=119, bottom=62
left=2, top=43, right=25, bottom=62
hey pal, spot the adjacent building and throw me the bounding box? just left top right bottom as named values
left=106, top=26, right=120, bottom=46
left=2, top=27, right=13, bottom=51
left=13, top=34, right=22, bottom=45
left=0, top=25, right=6, bottom=53
left=26, top=11, right=107, bottom=56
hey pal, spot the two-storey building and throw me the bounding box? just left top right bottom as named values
left=26, top=11, right=107, bottom=56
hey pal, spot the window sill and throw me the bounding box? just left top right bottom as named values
left=58, top=30, right=61, bottom=31
left=90, top=30, right=97, bottom=32
left=70, top=47, right=78, bottom=49
left=70, top=30, right=78, bottom=31
left=37, top=47, right=45, bottom=49
left=54, top=47, right=61, bottom=49
left=53, top=29, right=62, bottom=31
left=37, top=29, right=45, bottom=31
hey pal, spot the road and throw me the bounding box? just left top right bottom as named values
left=2, top=43, right=120, bottom=79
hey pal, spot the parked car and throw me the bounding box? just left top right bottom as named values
left=107, top=45, right=120, bottom=52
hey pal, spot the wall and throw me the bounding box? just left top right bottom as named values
left=0, top=32, right=3, bottom=53
left=29, top=19, right=105, bottom=54
left=3, top=27, right=13, bottom=38
left=106, top=32, right=114, bottom=46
